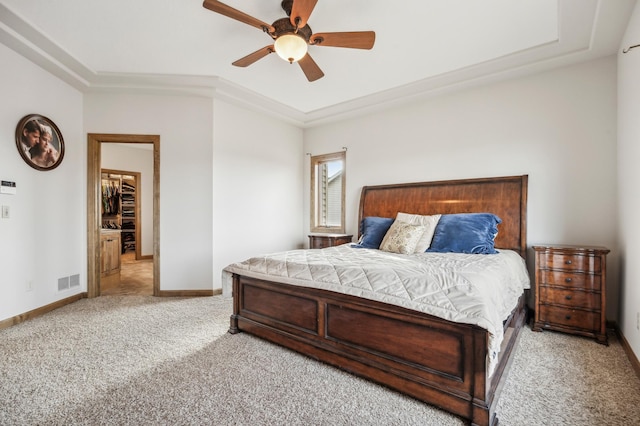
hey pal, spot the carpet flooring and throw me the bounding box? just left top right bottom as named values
left=0, top=295, right=639, bottom=425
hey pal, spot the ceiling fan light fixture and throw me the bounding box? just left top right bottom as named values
left=274, top=33, right=308, bottom=63
left=203, top=0, right=375, bottom=81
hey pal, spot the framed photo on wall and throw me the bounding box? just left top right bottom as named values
left=15, top=114, right=65, bottom=171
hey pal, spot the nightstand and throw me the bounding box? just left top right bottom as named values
left=532, top=244, right=610, bottom=345
left=308, top=233, right=353, bottom=249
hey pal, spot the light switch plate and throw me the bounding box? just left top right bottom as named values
left=2, top=205, right=9, bottom=218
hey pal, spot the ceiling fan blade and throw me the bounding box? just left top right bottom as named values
left=232, top=46, right=274, bottom=67
left=289, top=0, right=318, bottom=29
left=203, top=0, right=274, bottom=33
left=298, top=53, right=324, bottom=82
left=311, top=31, right=376, bottom=49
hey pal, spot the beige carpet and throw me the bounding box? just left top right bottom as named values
left=0, top=295, right=638, bottom=425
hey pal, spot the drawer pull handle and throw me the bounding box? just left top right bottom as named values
left=565, top=260, right=572, bottom=265
left=565, top=315, right=571, bottom=320
left=565, top=278, right=573, bottom=283
left=565, top=295, right=572, bottom=300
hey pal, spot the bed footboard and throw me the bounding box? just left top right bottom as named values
left=230, top=274, right=526, bottom=426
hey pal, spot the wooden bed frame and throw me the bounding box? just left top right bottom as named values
left=229, top=175, right=528, bottom=426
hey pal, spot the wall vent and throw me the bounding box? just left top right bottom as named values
left=69, top=274, right=80, bottom=288
left=58, top=276, right=70, bottom=291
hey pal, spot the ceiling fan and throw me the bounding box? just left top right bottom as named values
left=202, top=0, right=376, bottom=82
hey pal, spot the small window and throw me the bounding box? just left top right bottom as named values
left=310, top=151, right=345, bottom=233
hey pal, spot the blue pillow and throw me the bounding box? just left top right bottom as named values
left=353, top=216, right=394, bottom=249
left=427, top=213, right=501, bottom=254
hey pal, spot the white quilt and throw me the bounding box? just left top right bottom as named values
left=222, top=244, right=530, bottom=376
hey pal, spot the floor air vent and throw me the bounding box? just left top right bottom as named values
left=58, top=276, right=70, bottom=291
left=69, top=274, right=80, bottom=288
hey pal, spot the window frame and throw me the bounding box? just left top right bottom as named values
left=310, top=151, right=346, bottom=233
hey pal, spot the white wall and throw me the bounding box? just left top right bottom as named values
left=101, top=143, right=154, bottom=257
left=304, top=57, right=619, bottom=319
left=618, top=2, right=640, bottom=360
left=84, top=93, right=214, bottom=291
left=212, top=99, right=304, bottom=289
left=0, top=43, right=85, bottom=321
left=85, top=95, right=304, bottom=293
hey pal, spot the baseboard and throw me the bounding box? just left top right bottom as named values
left=156, top=289, right=220, bottom=297
left=613, top=323, right=640, bottom=381
left=139, top=255, right=153, bottom=260
left=0, top=292, right=87, bottom=331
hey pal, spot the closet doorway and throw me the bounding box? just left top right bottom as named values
left=87, top=134, right=160, bottom=298
left=100, top=169, right=148, bottom=295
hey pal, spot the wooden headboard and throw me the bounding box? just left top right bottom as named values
left=358, top=175, right=528, bottom=257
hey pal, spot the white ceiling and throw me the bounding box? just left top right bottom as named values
left=0, top=0, right=636, bottom=126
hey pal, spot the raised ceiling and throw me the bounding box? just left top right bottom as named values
left=0, top=0, right=635, bottom=126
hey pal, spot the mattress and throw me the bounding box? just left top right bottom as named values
left=223, top=244, right=530, bottom=375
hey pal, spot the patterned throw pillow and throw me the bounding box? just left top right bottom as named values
left=395, top=212, right=442, bottom=252
left=379, top=221, right=426, bottom=254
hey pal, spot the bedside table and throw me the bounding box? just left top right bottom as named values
left=532, top=244, right=610, bottom=345
left=308, top=233, right=353, bottom=249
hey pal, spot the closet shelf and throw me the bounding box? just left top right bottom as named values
left=101, top=170, right=137, bottom=255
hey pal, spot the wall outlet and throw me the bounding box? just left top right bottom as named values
left=26, top=280, right=33, bottom=292
left=1, top=205, right=9, bottom=219
left=637, top=312, right=640, bottom=331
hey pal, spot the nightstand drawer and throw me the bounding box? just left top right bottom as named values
left=310, top=238, right=333, bottom=249
left=538, top=253, right=601, bottom=273
left=538, top=270, right=601, bottom=291
left=309, top=234, right=353, bottom=249
left=538, top=305, right=600, bottom=331
left=539, top=287, right=601, bottom=310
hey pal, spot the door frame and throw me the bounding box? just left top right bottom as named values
left=87, top=133, right=160, bottom=298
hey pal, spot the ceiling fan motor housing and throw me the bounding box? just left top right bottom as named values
left=272, top=17, right=311, bottom=42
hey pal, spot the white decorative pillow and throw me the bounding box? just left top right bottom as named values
left=396, top=212, right=442, bottom=253
left=379, top=221, right=426, bottom=254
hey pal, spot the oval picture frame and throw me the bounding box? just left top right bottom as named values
left=15, top=114, right=65, bottom=171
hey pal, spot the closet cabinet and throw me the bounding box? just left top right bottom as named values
left=101, top=230, right=121, bottom=277
left=101, top=170, right=138, bottom=255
